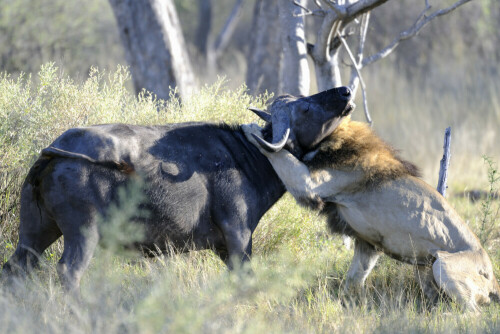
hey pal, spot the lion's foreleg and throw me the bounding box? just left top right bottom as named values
left=344, top=239, right=381, bottom=294
left=263, top=149, right=320, bottom=202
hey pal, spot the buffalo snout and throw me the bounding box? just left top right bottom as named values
left=247, top=87, right=356, bottom=155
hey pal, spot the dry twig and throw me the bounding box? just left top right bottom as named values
left=338, top=32, right=372, bottom=126
left=293, top=1, right=326, bottom=17
left=322, top=0, right=347, bottom=17
left=362, top=0, right=473, bottom=68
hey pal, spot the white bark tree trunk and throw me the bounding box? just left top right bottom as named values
left=109, top=0, right=196, bottom=101
left=278, top=0, right=310, bottom=96
left=310, top=0, right=358, bottom=91
left=313, top=38, right=342, bottom=91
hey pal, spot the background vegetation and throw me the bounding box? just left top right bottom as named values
left=0, top=0, right=499, bottom=332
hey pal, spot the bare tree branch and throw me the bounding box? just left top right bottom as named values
left=313, top=0, right=324, bottom=8
left=289, top=0, right=471, bottom=121
left=349, top=12, right=370, bottom=95
left=338, top=32, right=372, bottom=125
left=362, top=0, right=473, bottom=68
left=307, top=0, right=390, bottom=64
left=293, top=1, right=309, bottom=14
left=343, top=0, right=388, bottom=19
left=357, top=12, right=370, bottom=63
left=322, top=0, right=347, bottom=17
left=293, top=1, right=326, bottom=17
left=305, top=0, right=390, bottom=92
left=311, top=13, right=341, bottom=63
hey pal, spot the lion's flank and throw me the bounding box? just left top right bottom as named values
left=305, top=120, right=420, bottom=188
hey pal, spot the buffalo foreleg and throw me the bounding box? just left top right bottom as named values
left=217, top=221, right=252, bottom=270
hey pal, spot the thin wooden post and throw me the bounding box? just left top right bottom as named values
left=437, top=127, right=451, bottom=197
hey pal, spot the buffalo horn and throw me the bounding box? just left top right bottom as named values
left=252, top=128, right=290, bottom=153
left=248, top=107, right=271, bottom=123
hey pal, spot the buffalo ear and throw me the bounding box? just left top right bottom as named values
left=248, top=107, right=271, bottom=123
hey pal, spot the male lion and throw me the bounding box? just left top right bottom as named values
left=243, top=119, right=500, bottom=311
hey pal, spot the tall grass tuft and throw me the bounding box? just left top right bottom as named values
left=478, top=156, right=500, bottom=247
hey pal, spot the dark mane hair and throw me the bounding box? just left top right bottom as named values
left=305, top=120, right=420, bottom=189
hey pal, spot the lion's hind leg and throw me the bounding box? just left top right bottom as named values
left=344, top=239, right=381, bottom=293
left=415, top=265, right=441, bottom=306
left=432, top=250, right=493, bottom=312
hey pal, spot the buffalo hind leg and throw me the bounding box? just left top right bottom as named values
left=2, top=185, right=62, bottom=281
left=2, top=227, right=61, bottom=282
left=344, top=239, right=381, bottom=294
left=57, top=224, right=99, bottom=292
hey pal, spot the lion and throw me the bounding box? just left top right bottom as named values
left=242, top=119, right=500, bottom=311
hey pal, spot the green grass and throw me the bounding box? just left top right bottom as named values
left=0, top=64, right=499, bottom=333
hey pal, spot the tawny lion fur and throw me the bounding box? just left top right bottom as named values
left=305, top=120, right=420, bottom=187
left=243, top=120, right=500, bottom=311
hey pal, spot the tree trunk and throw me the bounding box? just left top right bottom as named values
left=246, top=0, right=281, bottom=96
left=206, top=0, right=245, bottom=76
left=109, top=0, right=196, bottom=101
left=195, top=0, right=212, bottom=57
left=278, top=0, right=310, bottom=96
left=314, top=47, right=342, bottom=91
left=309, top=3, right=352, bottom=91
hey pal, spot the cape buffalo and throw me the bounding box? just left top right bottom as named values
left=243, top=119, right=500, bottom=311
left=2, top=87, right=354, bottom=291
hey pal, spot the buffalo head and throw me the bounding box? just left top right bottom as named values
left=248, top=86, right=354, bottom=156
